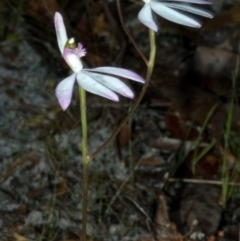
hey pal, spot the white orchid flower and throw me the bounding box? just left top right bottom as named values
left=54, top=12, right=144, bottom=110
left=138, top=0, right=213, bottom=31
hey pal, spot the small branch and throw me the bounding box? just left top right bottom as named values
left=116, top=0, right=148, bottom=64
left=88, top=29, right=156, bottom=161
left=168, top=178, right=240, bottom=187
left=107, top=158, right=142, bottom=209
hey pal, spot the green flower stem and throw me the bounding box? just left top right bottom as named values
left=79, top=86, right=89, bottom=241
left=88, top=29, right=156, bottom=161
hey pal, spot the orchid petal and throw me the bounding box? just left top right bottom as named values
left=138, top=4, right=158, bottom=31
left=163, top=0, right=211, bottom=4
left=150, top=2, right=201, bottom=27
left=54, top=12, right=68, bottom=54
left=77, top=72, right=119, bottom=101
left=55, top=73, right=76, bottom=111
left=63, top=48, right=83, bottom=72
left=84, top=72, right=134, bottom=98
left=163, top=3, right=213, bottom=18
left=86, top=67, right=145, bottom=83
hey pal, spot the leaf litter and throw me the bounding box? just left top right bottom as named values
left=1, top=0, right=240, bottom=240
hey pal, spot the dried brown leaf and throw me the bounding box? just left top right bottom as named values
left=13, top=233, right=31, bottom=241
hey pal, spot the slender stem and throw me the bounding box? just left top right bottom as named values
left=116, top=0, right=148, bottom=64
left=79, top=86, right=89, bottom=241
left=89, top=29, right=156, bottom=161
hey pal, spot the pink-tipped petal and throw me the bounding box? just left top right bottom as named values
left=163, top=3, right=213, bottom=18
left=86, top=67, right=145, bottom=83
left=77, top=72, right=119, bottom=101
left=84, top=72, right=134, bottom=99
left=54, top=12, right=68, bottom=54
left=55, top=73, right=76, bottom=110
left=63, top=48, right=83, bottom=72
left=150, top=2, right=201, bottom=27
left=138, top=4, right=158, bottom=31
left=166, top=0, right=212, bottom=4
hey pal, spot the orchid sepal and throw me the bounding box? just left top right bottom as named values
left=54, top=12, right=68, bottom=54
left=138, top=0, right=213, bottom=31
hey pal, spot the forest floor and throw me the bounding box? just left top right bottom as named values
left=1, top=0, right=240, bottom=240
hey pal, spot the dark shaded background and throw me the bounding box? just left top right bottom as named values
left=0, top=0, right=240, bottom=240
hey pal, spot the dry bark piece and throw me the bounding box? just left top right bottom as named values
left=170, top=184, right=222, bottom=236
left=139, top=154, right=163, bottom=166
left=155, top=194, right=179, bottom=241
left=165, top=109, right=200, bottom=141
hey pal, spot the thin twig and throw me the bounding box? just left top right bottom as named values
left=126, top=197, right=152, bottom=221
left=107, top=158, right=142, bottom=209
left=168, top=178, right=240, bottom=187
left=88, top=29, right=156, bottom=161
left=116, top=0, right=148, bottom=64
